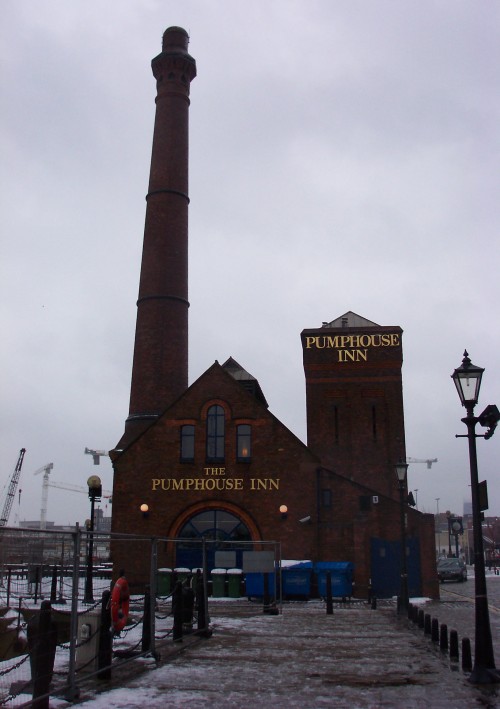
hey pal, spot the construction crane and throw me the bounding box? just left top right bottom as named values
left=84, top=448, right=109, bottom=465
left=406, top=457, right=438, bottom=469
left=0, top=448, right=26, bottom=527
left=48, top=479, right=112, bottom=499
left=34, top=471, right=112, bottom=529
left=34, top=462, right=54, bottom=529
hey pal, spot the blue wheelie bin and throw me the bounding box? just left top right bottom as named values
left=281, top=561, right=313, bottom=599
left=315, top=562, right=354, bottom=599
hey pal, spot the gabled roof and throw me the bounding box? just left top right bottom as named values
left=221, top=357, right=268, bottom=408
left=320, top=311, right=380, bottom=329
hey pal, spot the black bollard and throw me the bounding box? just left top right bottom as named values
left=196, top=574, right=206, bottom=632
left=462, top=637, right=472, bottom=672
left=172, top=581, right=184, bottom=642
left=371, top=596, right=377, bottom=610
left=28, top=600, right=58, bottom=709
left=431, top=617, right=439, bottom=643
left=183, top=584, right=195, bottom=633
left=440, top=623, right=448, bottom=652
left=141, top=589, right=151, bottom=653
left=424, top=613, right=432, bottom=635
left=449, top=629, right=459, bottom=661
left=326, top=572, right=333, bottom=615
left=98, top=590, right=112, bottom=680
left=33, top=566, right=41, bottom=605
left=417, top=608, right=425, bottom=629
left=412, top=605, right=419, bottom=624
left=407, top=602, right=413, bottom=620
left=170, top=571, right=178, bottom=612
left=50, top=566, right=58, bottom=603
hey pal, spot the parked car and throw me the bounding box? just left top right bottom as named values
left=437, top=558, right=467, bottom=583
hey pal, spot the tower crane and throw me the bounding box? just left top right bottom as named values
left=48, top=480, right=112, bottom=499
left=34, top=462, right=54, bottom=529
left=0, top=448, right=26, bottom=527
left=84, top=448, right=109, bottom=465
left=406, top=457, right=438, bottom=469
left=34, top=471, right=112, bottom=529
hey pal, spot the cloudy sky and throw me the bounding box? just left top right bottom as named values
left=1, top=1, right=499, bottom=527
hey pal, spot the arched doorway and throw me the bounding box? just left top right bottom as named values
left=176, top=509, right=253, bottom=570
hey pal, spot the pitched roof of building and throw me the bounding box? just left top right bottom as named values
left=221, top=357, right=268, bottom=407
left=321, top=311, right=380, bottom=329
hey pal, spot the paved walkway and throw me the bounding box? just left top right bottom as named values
left=71, top=601, right=500, bottom=708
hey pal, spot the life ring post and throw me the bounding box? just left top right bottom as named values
left=111, top=575, right=130, bottom=633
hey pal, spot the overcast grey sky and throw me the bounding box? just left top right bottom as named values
left=1, top=0, right=499, bottom=527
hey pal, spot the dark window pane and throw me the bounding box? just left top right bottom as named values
left=180, top=424, right=195, bottom=461
left=321, top=489, right=332, bottom=508
left=206, top=405, right=225, bottom=461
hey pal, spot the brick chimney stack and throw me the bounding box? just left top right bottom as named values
left=120, top=27, right=196, bottom=447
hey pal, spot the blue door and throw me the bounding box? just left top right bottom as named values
left=370, top=537, right=421, bottom=598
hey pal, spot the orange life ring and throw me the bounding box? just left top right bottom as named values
left=111, top=576, right=130, bottom=632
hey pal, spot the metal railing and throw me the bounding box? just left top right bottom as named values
left=1, top=527, right=281, bottom=707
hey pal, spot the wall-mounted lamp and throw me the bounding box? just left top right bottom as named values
left=279, top=504, right=288, bottom=520
left=140, top=503, right=149, bottom=519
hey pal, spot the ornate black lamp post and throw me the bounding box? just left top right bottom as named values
left=395, top=460, right=409, bottom=613
left=84, top=474, right=102, bottom=604
left=452, top=351, right=500, bottom=684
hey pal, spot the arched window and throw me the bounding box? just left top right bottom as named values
left=206, top=405, right=225, bottom=461
left=176, top=509, right=253, bottom=570
left=237, top=424, right=251, bottom=461
left=180, top=424, right=195, bottom=461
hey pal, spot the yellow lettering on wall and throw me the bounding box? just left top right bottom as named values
left=306, top=332, right=400, bottom=350
left=204, top=467, right=226, bottom=476
left=151, top=477, right=277, bottom=492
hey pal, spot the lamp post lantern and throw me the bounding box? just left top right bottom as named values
left=452, top=351, right=500, bottom=684
left=395, top=460, right=409, bottom=613
left=84, top=474, right=102, bottom=604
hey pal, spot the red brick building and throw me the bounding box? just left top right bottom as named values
left=110, top=28, right=438, bottom=599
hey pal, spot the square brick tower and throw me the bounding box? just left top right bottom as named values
left=301, top=311, right=406, bottom=500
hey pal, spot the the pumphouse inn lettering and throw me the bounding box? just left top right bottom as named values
left=304, top=333, right=400, bottom=362
left=152, top=468, right=280, bottom=493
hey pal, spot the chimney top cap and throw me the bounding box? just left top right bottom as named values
left=162, top=26, right=190, bottom=52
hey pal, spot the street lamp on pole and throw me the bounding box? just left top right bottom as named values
left=395, top=460, right=409, bottom=614
left=84, top=474, right=102, bottom=604
left=452, top=350, right=500, bottom=684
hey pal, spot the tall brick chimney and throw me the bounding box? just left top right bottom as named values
left=119, top=27, right=196, bottom=447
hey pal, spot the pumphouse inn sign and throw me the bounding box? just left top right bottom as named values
left=152, top=468, right=280, bottom=494
left=304, top=332, right=401, bottom=362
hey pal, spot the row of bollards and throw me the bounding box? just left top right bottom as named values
left=407, top=602, right=472, bottom=672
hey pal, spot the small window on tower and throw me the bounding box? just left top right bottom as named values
left=237, top=424, right=251, bottom=462
left=180, top=425, right=195, bottom=462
